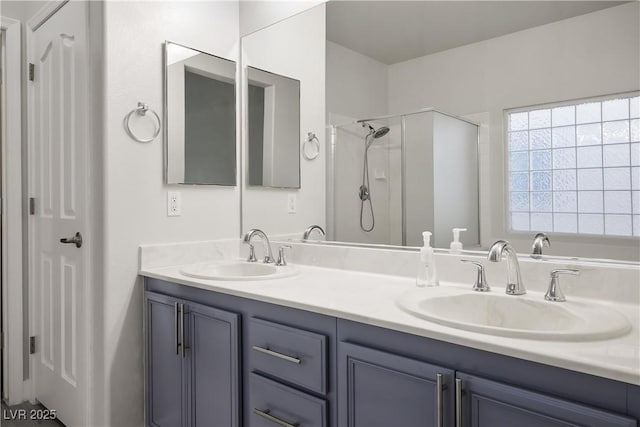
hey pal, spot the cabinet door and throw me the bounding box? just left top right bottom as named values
left=338, top=342, right=454, bottom=427
left=457, top=372, right=637, bottom=427
left=186, top=301, right=240, bottom=427
left=146, top=292, right=185, bottom=427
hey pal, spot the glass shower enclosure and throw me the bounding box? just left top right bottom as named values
left=327, top=109, right=480, bottom=248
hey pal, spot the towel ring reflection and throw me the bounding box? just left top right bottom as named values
left=303, top=132, right=320, bottom=160
left=124, top=102, right=161, bottom=143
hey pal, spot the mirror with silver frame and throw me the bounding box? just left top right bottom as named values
left=240, top=1, right=640, bottom=262
left=164, top=41, right=237, bottom=185
left=246, top=66, right=301, bottom=188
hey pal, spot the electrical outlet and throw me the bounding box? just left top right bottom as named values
left=287, top=193, right=297, bottom=214
left=167, top=191, right=181, bottom=217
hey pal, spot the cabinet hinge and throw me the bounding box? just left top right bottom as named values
left=29, top=336, right=36, bottom=354
left=29, top=63, right=35, bottom=82
left=29, top=197, right=35, bottom=215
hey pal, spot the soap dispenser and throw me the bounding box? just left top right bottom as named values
left=417, top=231, right=439, bottom=287
left=450, top=228, right=467, bottom=254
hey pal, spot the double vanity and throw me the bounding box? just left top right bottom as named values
left=140, top=237, right=640, bottom=427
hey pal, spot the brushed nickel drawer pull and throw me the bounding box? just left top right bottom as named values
left=456, top=378, right=463, bottom=427
left=252, top=345, right=301, bottom=364
left=175, top=302, right=180, bottom=355
left=253, top=408, right=299, bottom=427
left=436, top=373, right=444, bottom=427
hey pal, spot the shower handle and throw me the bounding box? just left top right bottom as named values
left=359, top=185, right=370, bottom=201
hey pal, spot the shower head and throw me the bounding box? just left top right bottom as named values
left=363, top=123, right=390, bottom=148
left=372, top=126, right=390, bottom=139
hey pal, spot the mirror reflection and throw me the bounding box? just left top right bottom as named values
left=247, top=66, right=301, bottom=188
left=240, top=1, right=640, bottom=261
left=329, top=111, right=479, bottom=248
left=165, top=41, right=237, bottom=185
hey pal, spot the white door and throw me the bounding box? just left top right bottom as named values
left=29, top=1, right=88, bottom=425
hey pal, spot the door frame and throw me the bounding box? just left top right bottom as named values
left=1, top=15, right=24, bottom=406
left=25, top=1, right=98, bottom=422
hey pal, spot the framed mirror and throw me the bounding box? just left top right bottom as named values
left=247, top=66, right=301, bottom=188
left=164, top=41, right=237, bottom=185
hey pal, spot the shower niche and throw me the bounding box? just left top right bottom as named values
left=328, top=110, right=479, bottom=248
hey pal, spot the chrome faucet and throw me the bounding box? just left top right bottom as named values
left=302, top=225, right=326, bottom=241
left=487, top=240, right=526, bottom=295
left=243, top=229, right=275, bottom=263
left=531, top=232, right=551, bottom=258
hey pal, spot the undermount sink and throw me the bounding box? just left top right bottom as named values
left=180, top=261, right=298, bottom=281
left=397, top=287, right=631, bottom=341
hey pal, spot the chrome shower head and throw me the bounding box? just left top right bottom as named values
left=363, top=123, right=390, bottom=148
left=372, top=126, right=390, bottom=139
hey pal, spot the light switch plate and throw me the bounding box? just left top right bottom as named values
left=287, top=193, right=297, bottom=214
left=167, top=191, right=181, bottom=216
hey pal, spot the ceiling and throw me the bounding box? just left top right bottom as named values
left=326, top=1, right=630, bottom=65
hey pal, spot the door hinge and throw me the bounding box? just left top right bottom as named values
left=29, top=63, right=35, bottom=82
left=29, top=197, right=35, bottom=215
left=29, top=336, right=36, bottom=354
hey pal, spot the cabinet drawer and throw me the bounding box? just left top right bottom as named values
left=249, top=318, right=327, bottom=394
left=249, top=374, right=327, bottom=427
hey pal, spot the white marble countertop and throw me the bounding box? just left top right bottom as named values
left=140, top=261, right=640, bottom=386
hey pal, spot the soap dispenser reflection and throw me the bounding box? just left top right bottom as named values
left=417, top=231, right=439, bottom=287
left=450, top=228, right=467, bottom=254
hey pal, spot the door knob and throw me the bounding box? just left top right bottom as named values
left=60, top=232, right=83, bottom=248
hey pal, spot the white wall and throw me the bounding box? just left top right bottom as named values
left=102, top=2, right=240, bottom=424
left=241, top=4, right=326, bottom=239
left=326, top=41, right=388, bottom=122
left=240, top=0, right=324, bottom=37
left=388, top=2, right=640, bottom=260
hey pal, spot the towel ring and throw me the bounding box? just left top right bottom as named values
left=303, top=132, right=320, bottom=160
left=124, top=102, right=161, bottom=143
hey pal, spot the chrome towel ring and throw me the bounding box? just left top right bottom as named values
left=303, top=132, right=320, bottom=160
left=124, top=101, right=161, bottom=143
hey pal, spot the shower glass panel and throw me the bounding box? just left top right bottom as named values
left=329, top=117, right=402, bottom=246
left=329, top=110, right=479, bottom=248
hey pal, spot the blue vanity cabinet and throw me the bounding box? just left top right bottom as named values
left=144, top=278, right=339, bottom=427
left=338, top=341, right=455, bottom=427
left=145, top=291, right=240, bottom=427
left=457, top=372, right=637, bottom=427
left=144, top=278, right=639, bottom=427
left=338, top=319, right=638, bottom=426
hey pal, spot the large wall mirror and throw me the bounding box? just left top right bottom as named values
left=240, top=1, right=640, bottom=261
left=165, top=41, right=237, bottom=185
left=247, top=66, right=301, bottom=188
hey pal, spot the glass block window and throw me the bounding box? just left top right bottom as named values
left=507, top=94, right=640, bottom=237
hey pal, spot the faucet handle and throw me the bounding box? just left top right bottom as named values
left=276, top=245, right=292, bottom=266
left=461, top=260, right=491, bottom=292
left=246, top=243, right=257, bottom=263
left=545, top=269, right=579, bottom=302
